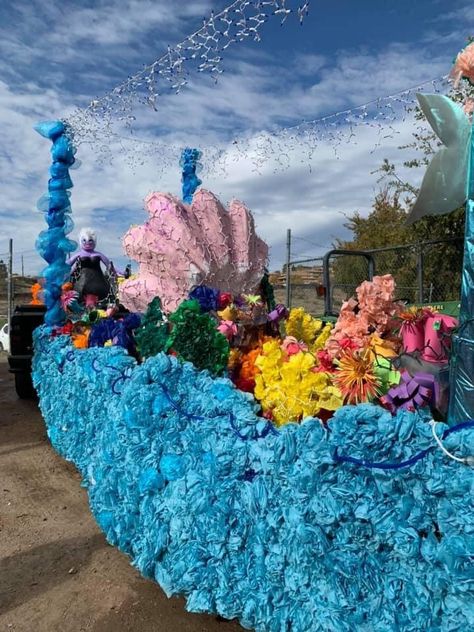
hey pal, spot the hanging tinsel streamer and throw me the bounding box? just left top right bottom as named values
left=58, top=0, right=460, bottom=177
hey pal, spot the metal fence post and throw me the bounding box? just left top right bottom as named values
left=7, top=238, right=13, bottom=330
left=285, top=229, right=291, bottom=308
left=322, top=249, right=376, bottom=316
left=417, top=244, right=424, bottom=303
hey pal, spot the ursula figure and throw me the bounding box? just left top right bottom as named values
left=67, top=228, right=129, bottom=304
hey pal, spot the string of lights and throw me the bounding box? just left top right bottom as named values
left=60, top=0, right=465, bottom=177
left=65, top=0, right=310, bottom=144
left=73, top=74, right=451, bottom=176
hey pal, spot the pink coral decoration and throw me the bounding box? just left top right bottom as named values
left=60, top=289, right=78, bottom=310
left=422, top=314, right=457, bottom=364
left=463, top=97, right=474, bottom=116
left=119, top=189, right=268, bottom=313
left=217, top=320, right=238, bottom=341
left=450, top=42, right=474, bottom=87
left=281, top=336, right=308, bottom=356
left=325, top=275, right=402, bottom=359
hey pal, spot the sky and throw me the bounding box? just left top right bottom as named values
left=0, top=0, right=473, bottom=276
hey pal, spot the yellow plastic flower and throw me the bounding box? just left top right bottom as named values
left=217, top=305, right=238, bottom=321
left=366, top=334, right=399, bottom=360
left=285, top=307, right=324, bottom=347
left=254, top=343, right=343, bottom=426
left=312, top=322, right=332, bottom=352
left=318, top=382, right=345, bottom=411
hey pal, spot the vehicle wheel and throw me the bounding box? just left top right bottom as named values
left=14, top=372, right=36, bottom=399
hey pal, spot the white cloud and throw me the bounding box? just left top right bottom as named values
left=47, top=0, right=213, bottom=47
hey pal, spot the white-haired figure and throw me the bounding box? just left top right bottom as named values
left=67, top=228, right=129, bottom=303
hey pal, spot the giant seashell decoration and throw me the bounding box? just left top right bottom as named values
left=119, top=188, right=269, bottom=313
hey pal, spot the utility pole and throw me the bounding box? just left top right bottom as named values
left=7, top=238, right=13, bottom=329
left=285, top=228, right=291, bottom=308
left=21, top=254, right=24, bottom=277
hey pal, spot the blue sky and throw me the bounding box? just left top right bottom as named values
left=0, top=0, right=473, bottom=275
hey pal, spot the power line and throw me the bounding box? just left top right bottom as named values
left=291, top=236, right=330, bottom=249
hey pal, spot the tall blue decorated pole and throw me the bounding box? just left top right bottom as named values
left=34, top=121, right=77, bottom=327
left=405, top=45, right=474, bottom=421
left=459, top=126, right=474, bottom=327
left=448, top=118, right=474, bottom=421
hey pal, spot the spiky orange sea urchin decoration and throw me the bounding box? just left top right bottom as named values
left=333, top=350, right=380, bottom=404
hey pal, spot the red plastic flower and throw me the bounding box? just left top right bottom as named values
left=52, top=321, right=74, bottom=337
left=234, top=377, right=256, bottom=393
left=339, top=337, right=359, bottom=351
left=218, top=292, right=232, bottom=309
left=313, top=349, right=336, bottom=372
left=281, top=336, right=308, bottom=356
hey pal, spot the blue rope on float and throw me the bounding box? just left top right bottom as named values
left=333, top=419, right=474, bottom=470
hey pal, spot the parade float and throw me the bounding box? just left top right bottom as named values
left=31, top=8, right=473, bottom=631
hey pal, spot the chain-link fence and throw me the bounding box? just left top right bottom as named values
left=1, top=238, right=464, bottom=325
left=328, top=238, right=463, bottom=315
left=272, top=238, right=463, bottom=317
left=271, top=257, right=325, bottom=316
left=369, top=239, right=463, bottom=303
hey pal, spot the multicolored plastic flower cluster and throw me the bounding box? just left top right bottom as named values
left=51, top=273, right=458, bottom=425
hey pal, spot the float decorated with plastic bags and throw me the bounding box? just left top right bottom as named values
left=31, top=21, right=474, bottom=632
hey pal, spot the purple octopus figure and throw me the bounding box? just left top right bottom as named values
left=67, top=228, right=129, bottom=304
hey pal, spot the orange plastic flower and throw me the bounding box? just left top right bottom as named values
left=333, top=350, right=380, bottom=404
left=71, top=331, right=90, bottom=349
left=240, top=347, right=261, bottom=381
left=30, top=282, right=44, bottom=305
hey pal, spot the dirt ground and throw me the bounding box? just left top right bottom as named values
left=0, top=356, right=243, bottom=632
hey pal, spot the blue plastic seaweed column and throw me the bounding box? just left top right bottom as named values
left=459, top=123, right=474, bottom=330
left=34, top=120, right=77, bottom=326
left=180, top=148, right=202, bottom=204
left=448, top=122, right=474, bottom=422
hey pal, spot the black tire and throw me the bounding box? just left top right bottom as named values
left=14, top=372, right=36, bottom=399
